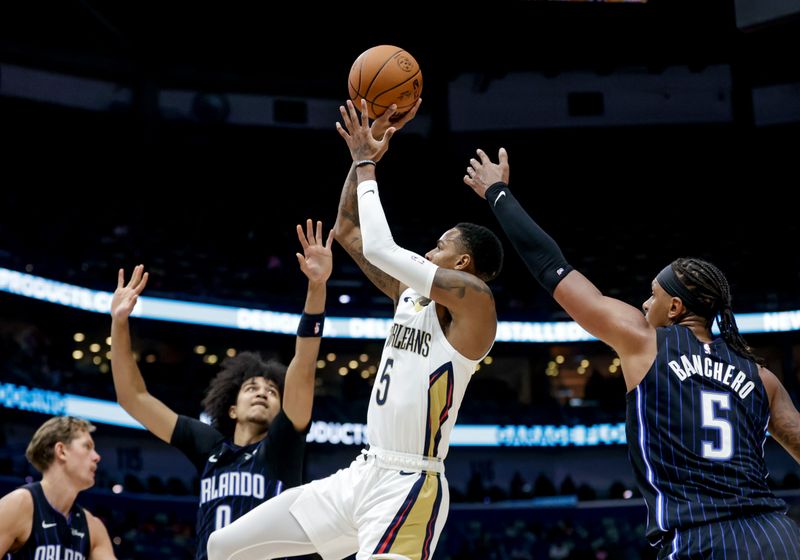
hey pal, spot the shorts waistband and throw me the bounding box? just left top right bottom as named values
left=361, top=445, right=444, bottom=474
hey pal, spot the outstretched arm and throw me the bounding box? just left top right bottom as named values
left=333, top=100, right=421, bottom=304
left=465, top=148, right=655, bottom=382
left=761, top=366, right=800, bottom=463
left=334, top=162, right=401, bottom=302
left=281, top=219, right=333, bottom=432
left=110, top=265, right=178, bottom=443
left=338, top=100, right=496, bottom=358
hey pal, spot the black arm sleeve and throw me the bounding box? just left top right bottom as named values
left=263, top=409, right=307, bottom=488
left=170, top=415, right=226, bottom=473
left=485, top=182, right=573, bottom=294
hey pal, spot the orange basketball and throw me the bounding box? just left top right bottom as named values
left=348, top=45, right=422, bottom=121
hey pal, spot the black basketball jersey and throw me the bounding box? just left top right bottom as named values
left=7, top=482, right=91, bottom=560
left=626, top=325, right=786, bottom=543
left=170, top=409, right=305, bottom=560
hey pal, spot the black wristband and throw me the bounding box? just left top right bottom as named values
left=297, top=312, right=325, bottom=337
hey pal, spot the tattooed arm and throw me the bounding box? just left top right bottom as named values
left=335, top=98, right=495, bottom=358
left=761, top=366, right=800, bottom=463
left=428, top=268, right=497, bottom=360
left=333, top=100, right=422, bottom=304
left=333, top=162, right=403, bottom=303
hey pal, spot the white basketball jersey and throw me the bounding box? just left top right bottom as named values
left=367, top=287, right=484, bottom=460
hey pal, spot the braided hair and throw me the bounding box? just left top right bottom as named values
left=671, top=258, right=764, bottom=365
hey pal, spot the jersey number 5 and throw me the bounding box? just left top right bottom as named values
left=375, top=358, right=394, bottom=405
left=700, top=391, right=733, bottom=460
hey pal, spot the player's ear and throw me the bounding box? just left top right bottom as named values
left=54, top=441, right=67, bottom=462
left=454, top=252, right=471, bottom=272
left=668, top=297, right=686, bottom=321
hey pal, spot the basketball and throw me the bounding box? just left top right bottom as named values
left=348, top=45, right=422, bottom=121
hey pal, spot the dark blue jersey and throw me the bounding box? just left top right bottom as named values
left=170, top=409, right=305, bottom=560
left=7, top=482, right=91, bottom=560
left=626, top=325, right=786, bottom=543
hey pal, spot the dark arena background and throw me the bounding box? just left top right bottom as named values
left=1, top=1, right=799, bottom=558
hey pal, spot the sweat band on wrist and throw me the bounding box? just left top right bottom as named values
left=297, top=312, right=325, bottom=337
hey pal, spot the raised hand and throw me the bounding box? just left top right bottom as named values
left=371, top=98, right=422, bottom=141
left=295, top=219, right=334, bottom=285
left=111, top=265, right=149, bottom=320
left=336, top=99, right=396, bottom=163
left=464, top=147, right=511, bottom=199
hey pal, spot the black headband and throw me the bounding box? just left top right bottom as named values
left=656, top=264, right=712, bottom=317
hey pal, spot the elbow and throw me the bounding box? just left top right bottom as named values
left=332, top=220, right=346, bottom=240
left=333, top=220, right=356, bottom=248
left=360, top=229, right=395, bottom=265
left=116, top=392, right=133, bottom=411
left=361, top=241, right=378, bottom=264
left=114, top=382, right=143, bottom=411
left=362, top=241, right=391, bottom=269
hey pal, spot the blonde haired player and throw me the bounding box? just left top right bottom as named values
left=0, top=416, right=116, bottom=559
left=207, top=100, right=503, bottom=560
